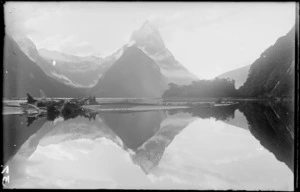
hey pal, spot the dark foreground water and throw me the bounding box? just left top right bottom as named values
left=2, top=101, right=294, bottom=190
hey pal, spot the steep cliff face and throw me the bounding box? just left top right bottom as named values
left=239, top=26, right=295, bottom=97
left=91, top=46, right=168, bottom=98
left=3, top=36, right=86, bottom=98
left=15, top=37, right=72, bottom=87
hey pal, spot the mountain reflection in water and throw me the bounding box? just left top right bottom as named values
left=2, top=101, right=294, bottom=189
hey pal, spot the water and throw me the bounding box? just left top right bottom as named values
left=2, top=101, right=294, bottom=190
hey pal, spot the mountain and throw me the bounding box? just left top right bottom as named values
left=130, top=21, right=198, bottom=85
left=38, top=48, right=111, bottom=87
left=14, top=37, right=38, bottom=62
left=91, top=45, right=168, bottom=98
left=15, top=37, right=79, bottom=87
left=13, top=21, right=197, bottom=97
left=39, top=48, right=102, bottom=63
left=3, top=35, right=86, bottom=98
left=216, top=65, right=251, bottom=88
left=239, top=26, right=295, bottom=97
left=91, top=21, right=198, bottom=98
left=16, top=37, right=111, bottom=88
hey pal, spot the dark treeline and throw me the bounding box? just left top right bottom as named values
left=162, top=78, right=239, bottom=98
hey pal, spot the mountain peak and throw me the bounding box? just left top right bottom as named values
left=140, top=20, right=158, bottom=32
left=130, top=20, right=165, bottom=52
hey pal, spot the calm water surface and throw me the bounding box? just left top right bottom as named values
left=2, top=102, right=294, bottom=190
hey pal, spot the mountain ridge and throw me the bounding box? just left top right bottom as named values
left=239, top=26, right=295, bottom=97
left=3, top=35, right=86, bottom=98
left=130, top=21, right=199, bottom=85
left=91, top=45, right=168, bottom=98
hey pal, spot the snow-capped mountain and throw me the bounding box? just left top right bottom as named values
left=130, top=21, right=199, bottom=85
left=15, top=37, right=112, bottom=88
left=91, top=45, right=168, bottom=98
left=3, top=35, right=86, bottom=99
left=13, top=20, right=198, bottom=96
left=38, top=48, right=110, bottom=87
left=90, top=20, right=199, bottom=98
left=15, top=37, right=84, bottom=87
left=39, top=48, right=103, bottom=63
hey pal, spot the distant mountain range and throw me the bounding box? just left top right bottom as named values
left=3, top=21, right=295, bottom=99
left=16, top=37, right=113, bottom=88
left=15, top=37, right=82, bottom=88
left=38, top=48, right=109, bottom=87
left=216, top=65, right=251, bottom=89
left=3, top=36, right=86, bottom=99
left=5, top=21, right=198, bottom=98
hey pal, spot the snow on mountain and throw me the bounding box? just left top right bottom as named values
left=39, top=48, right=104, bottom=64
left=3, top=35, right=85, bottom=98
left=130, top=21, right=198, bottom=85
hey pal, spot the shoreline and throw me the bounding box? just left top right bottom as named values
left=82, top=105, right=191, bottom=112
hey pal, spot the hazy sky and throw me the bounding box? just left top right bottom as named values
left=5, top=2, right=296, bottom=79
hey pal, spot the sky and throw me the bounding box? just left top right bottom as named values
left=4, top=2, right=296, bottom=79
